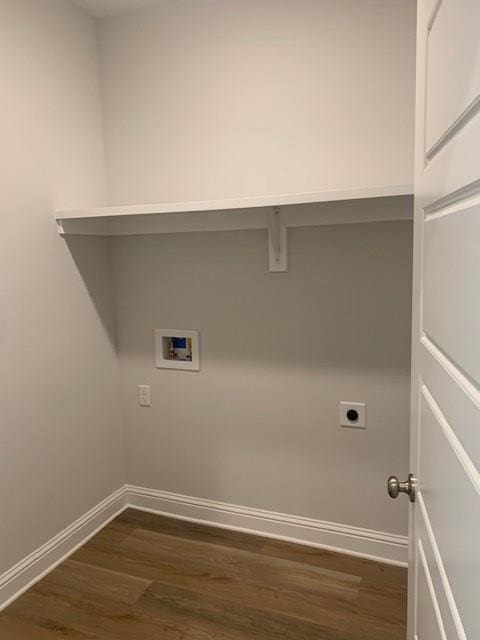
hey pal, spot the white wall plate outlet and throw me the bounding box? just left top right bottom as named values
left=339, top=401, right=366, bottom=428
left=138, top=384, right=151, bottom=407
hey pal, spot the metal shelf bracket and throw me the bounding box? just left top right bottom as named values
left=267, top=206, right=287, bottom=272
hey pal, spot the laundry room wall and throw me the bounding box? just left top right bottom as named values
left=0, top=0, right=124, bottom=581
left=98, top=0, right=416, bottom=204
left=112, top=217, right=413, bottom=537
left=101, top=0, right=416, bottom=544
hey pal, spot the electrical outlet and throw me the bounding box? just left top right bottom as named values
left=138, top=385, right=151, bottom=407
left=339, top=401, right=366, bottom=428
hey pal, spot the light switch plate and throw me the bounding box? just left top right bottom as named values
left=138, top=384, right=151, bottom=407
left=339, top=401, right=366, bottom=428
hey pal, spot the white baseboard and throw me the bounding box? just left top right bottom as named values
left=0, top=483, right=407, bottom=612
left=126, top=485, right=408, bottom=566
left=0, top=487, right=128, bottom=612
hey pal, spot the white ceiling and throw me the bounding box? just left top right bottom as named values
left=72, top=0, right=168, bottom=18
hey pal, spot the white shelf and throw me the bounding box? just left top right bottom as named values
left=56, top=184, right=413, bottom=236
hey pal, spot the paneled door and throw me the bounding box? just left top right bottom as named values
left=406, top=1, right=480, bottom=639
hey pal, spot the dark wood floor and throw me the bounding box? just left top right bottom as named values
left=0, top=509, right=407, bottom=639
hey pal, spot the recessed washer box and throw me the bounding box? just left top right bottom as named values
left=155, top=329, right=200, bottom=371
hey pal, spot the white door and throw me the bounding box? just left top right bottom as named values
left=400, top=1, right=480, bottom=639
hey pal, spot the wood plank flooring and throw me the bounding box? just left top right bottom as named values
left=0, top=510, right=407, bottom=639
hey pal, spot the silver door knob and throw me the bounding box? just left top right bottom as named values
left=387, top=473, right=416, bottom=502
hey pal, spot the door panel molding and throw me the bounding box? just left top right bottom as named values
left=423, top=179, right=480, bottom=219
left=426, top=95, right=480, bottom=162
left=421, top=384, right=480, bottom=490
left=416, top=495, right=465, bottom=640
left=417, top=539, right=448, bottom=640
left=422, top=203, right=480, bottom=384
left=425, top=0, right=480, bottom=159
left=417, top=493, right=466, bottom=640
left=420, top=340, right=480, bottom=468
left=419, top=394, right=479, bottom=638
left=421, top=336, right=480, bottom=409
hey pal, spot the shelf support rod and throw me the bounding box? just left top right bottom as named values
left=267, top=206, right=287, bottom=272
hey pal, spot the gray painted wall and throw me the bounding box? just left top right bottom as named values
left=99, top=0, right=416, bottom=204
left=0, top=0, right=124, bottom=575
left=112, top=220, right=412, bottom=535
